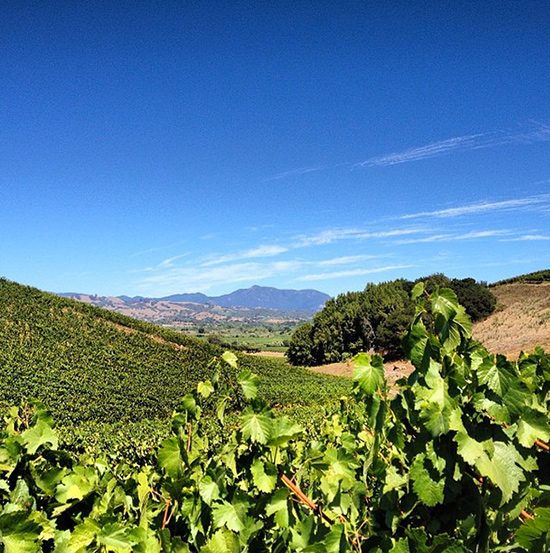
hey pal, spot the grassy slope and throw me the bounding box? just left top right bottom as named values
left=473, top=282, right=550, bottom=358
left=0, top=278, right=349, bottom=427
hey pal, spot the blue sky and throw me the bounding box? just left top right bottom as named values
left=1, top=1, right=549, bottom=297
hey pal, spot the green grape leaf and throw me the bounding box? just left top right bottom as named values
left=212, top=501, right=245, bottom=533
left=411, top=282, right=425, bottom=301
left=128, top=527, right=161, bottom=553
left=197, top=380, right=214, bottom=399
left=431, top=287, right=460, bottom=319
left=402, top=318, right=430, bottom=370
left=383, top=465, right=408, bottom=494
left=268, top=417, right=303, bottom=447
left=455, top=432, right=492, bottom=468
left=352, top=353, right=385, bottom=396
left=240, top=408, right=272, bottom=444
left=98, top=523, right=138, bottom=551
left=265, top=488, right=291, bottom=528
left=419, top=403, right=452, bottom=437
left=390, top=538, right=411, bottom=553
left=514, top=507, right=550, bottom=549
left=410, top=454, right=445, bottom=507
left=0, top=512, right=41, bottom=553
left=222, top=351, right=238, bottom=369
left=516, top=408, right=550, bottom=448
left=157, top=437, right=183, bottom=478
left=455, top=432, right=524, bottom=504
left=66, top=518, right=101, bottom=552
left=198, top=475, right=220, bottom=505
left=55, top=466, right=98, bottom=503
left=250, top=458, right=277, bottom=493
left=480, top=441, right=524, bottom=504
left=200, top=528, right=240, bottom=553
left=178, top=393, right=198, bottom=417
left=21, top=420, right=58, bottom=454
left=477, top=359, right=510, bottom=396
left=238, top=370, right=260, bottom=400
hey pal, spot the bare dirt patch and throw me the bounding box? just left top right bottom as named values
left=308, top=358, right=414, bottom=385
left=249, top=351, right=286, bottom=358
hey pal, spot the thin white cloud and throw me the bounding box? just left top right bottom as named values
left=268, top=121, right=550, bottom=180
left=317, top=254, right=385, bottom=266
left=158, top=254, right=190, bottom=268
left=504, top=234, right=550, bottom=241
left=356, top=122, right=550, bottom=168
left=400, top=194, right=550, bottom=220
left=138, top=260, right=306, bottom=294
left=396, top=230, right=510, bottom=244
left=294, top=227, right=423, bottom=247
left=266, top=164, right=339, bottom=181
left=357, top=134, right=488, bottom=167
left=130, top=241, right=187, bottom=258
left=200, top=245, right=289, bottom=266
left=298, top=265, right=413, bottom=281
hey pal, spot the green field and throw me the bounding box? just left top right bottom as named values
left=171, top=321, right=296, bottom=352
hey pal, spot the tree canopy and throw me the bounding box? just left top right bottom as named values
left=286, top=275, right=495, bottom=366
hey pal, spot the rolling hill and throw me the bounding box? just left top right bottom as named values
left=0, top=278, right=348, bottom=428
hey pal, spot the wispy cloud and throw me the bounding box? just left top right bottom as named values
left=200, top=245, right=289, bottom=266
left=138, top=260, right=306, bottom=294
left=130, top=242, right=187, bottom=258
left=357, top=134, right=488, bottom=167
left=158, top=254, right=190, bottom=268
left=266, top=164, right=340, bottom=181
left=298, top=265, right=413, bottom=281
left=356, top=122, right=550, bottom=168
left=317, top=254, right=386, bottom=266
left=503, top=234, right=550, bottom=242
left=294, top=227, right=423, bottom=247
left=396, top=230, right=510, bottom=244
left=400, top=194, right=550, bottom=220
left=267, top=121, right=550, bottom=180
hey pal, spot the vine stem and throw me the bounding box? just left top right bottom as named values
left=280, top=474, right=333, bottom=525
left=186, top=422, right=192, bottom=452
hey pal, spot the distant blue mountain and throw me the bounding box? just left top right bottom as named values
left=159, top=292, right=210, bottom=304
left=60, top=286, right=330, bottom=313
left=160, top=285, right=329, bottom=311
left=213, top=285, right=329, bottom=311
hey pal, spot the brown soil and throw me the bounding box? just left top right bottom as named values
left=308, top=358, right=414, bottom=384
left=249, top=351, right=286, bottom=358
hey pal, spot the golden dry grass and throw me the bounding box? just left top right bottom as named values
left=473, top=282, right=550, bottom=359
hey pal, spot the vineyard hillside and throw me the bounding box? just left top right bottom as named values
left=0, top=278, right=349, bottom=427
left=473, top=281, right=550, bottom=358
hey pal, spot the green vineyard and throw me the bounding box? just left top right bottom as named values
left=1, top=283, right=549, bottom=551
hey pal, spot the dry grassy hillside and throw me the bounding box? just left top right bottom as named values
left=473, top=282, right=550, bottom=359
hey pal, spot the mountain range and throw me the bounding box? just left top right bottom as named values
left=58, top=285, right=330, bottom=324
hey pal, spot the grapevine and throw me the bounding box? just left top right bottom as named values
left=1, top=285, right=550, bottom=551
